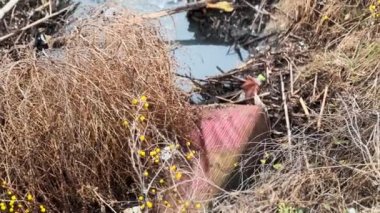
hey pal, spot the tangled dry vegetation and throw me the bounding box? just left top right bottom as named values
left=211, top=0, right=380, bottom=212
left=0, top=0, right=379, bottom=212
left=0, top=11, right=198, bottom=212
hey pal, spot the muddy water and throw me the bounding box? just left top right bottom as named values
left=75, top=0, right=248, bottom=79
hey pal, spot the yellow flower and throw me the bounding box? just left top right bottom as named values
left=9, top=208, right=14, bottom=212
left=151, top=189, right=156, bottom=194
left=39, top=205, right=46, bottom=213
left=159, top=179, right=165, bottom=184
left=7, top=191, right=12, bottom=195
left=131, top=98, right=139, bottom=105
left=26, top=193, right=33, bottom=201
left=140, top=95, right=147, bottom=102
left=138, top=195, right=144, bottom=201
left=0, top=203, right=6, bottom=211
left=18, top=204, right=23, bottom=208
left=170, top=165, right=177, bottom=171
left=138, top=150, right=146, bottom=158
left=11, top=195, right=17, bottom=200
left=169, top=144, right=175, bottom=150
left=139, top=135, right=146, bottom=141
left=155, top=148, right=161, bottom=153
left=195, top=203, right=202, bottom=209
left=184, top=201, right=190, bottom=208
left=186, top=152, right=194, bottom=160
left=10, top=200, right=15, bottom=206
left=154, top=158, right=160, bottom=164
left=143, top=102, right=149, bottom=110
left=369, top=4, right=376, bottom=13
left=150, top=151, right=157, bottom=156
left=322, top=15, right=329, bottom=21
left=164, top=200, right=171, bottom=208
left=143, top=170, right=149, bottom=177
left=140, top=204, right=145, bottom=210
left=186, top=141, right=191, bottom=146
left=146, top=201, right=153, bottom=209
left=139, top=115, right=146, bottom=122
left=122, top=120, right=129, bottom=127
left=175, top=172, right=182, bottom=180
left=25, top=209, right=30, bottom=213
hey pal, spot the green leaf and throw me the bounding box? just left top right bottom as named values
left=273, top=163, right=284, bottom=170
left=260, top=159, right=267, bottom=164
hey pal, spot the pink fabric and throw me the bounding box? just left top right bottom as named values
left=184, top=105, right=268, bottom=201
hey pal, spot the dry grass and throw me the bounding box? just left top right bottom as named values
left=277, top=0, right=379, bottom=48
left=214, top=102, right=379, bottom=212
left=211, top=0, right=380, bottom=212
left=0, top=10, right=197, bottom=212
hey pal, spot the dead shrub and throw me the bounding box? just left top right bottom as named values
left=0, top=11, right=197, bottom=212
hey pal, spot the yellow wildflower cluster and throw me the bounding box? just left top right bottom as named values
left=369, top=1, right=380, bottom=18
left=0, top=180, right=45, bottom=213
left=130, top=95, right=149, bottom=108
left=161, top=199, right=203, bottom=212
left=126, top=96, right=201, bottom=212
left=149, top=147, right=161, bottom=164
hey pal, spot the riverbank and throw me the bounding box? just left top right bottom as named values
left=194, top=0, right=380, bottom=212
left=0, top=0, right=379, bottom=212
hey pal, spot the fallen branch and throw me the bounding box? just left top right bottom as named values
left=141, top=0, right=233, bottom=19
left=142, top=1, right=207, bottom=19
left=0, top=0, right=19, bottom=20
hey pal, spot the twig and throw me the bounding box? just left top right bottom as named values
left=317, top=85, right=329, bottom=130
left=216, top=96, right=234, bottom=103
left=284, top=56, right=294, bottom=95
left=34, top=2, right=50, bottom=12
left=141, top=1, right=208, bottom=19
left=92, top=189, right=117, bottom=213
left=0, top=3, right=76, bottom=42
left=280, top=73, right=292, bottom=160
left=299, top=97, right=310, bottom=118
left=242, top=0, right=271, bottom=15
left=0, top=0, right=19, bottom=20
left=312, top=74, right=318, bottom=99
left=49, top=0, right=53, bottom=15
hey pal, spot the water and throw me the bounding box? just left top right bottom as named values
left=75, top=0, right=248, bottom=79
